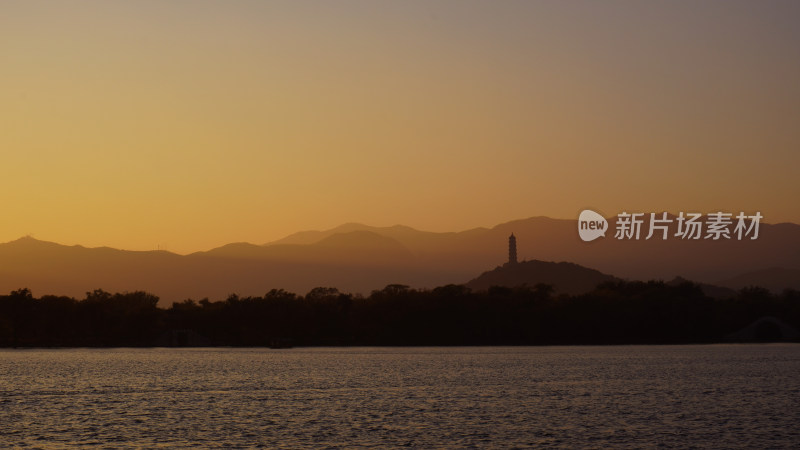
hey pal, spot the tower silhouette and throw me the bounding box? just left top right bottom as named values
left=508, top=233, right=517, bottom=265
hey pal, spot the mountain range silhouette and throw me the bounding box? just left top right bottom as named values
left=0, top=216, right=797, bottom=305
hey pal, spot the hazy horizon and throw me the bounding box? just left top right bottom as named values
left=3, top=0, right=799, bottom=254
left=5, top=211, right=795, bottom=255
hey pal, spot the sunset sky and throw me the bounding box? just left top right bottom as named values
left=2, top=0, right=799, bottom=253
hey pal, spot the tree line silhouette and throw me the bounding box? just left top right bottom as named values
left=0, top=281, right=798, bottom=347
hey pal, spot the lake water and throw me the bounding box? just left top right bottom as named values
left=1, top=345, right=799, bottom=448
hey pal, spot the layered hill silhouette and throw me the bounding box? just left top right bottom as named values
left=0, top=234, right=425, bottom=306
left=717, top=267, right=800, bottom=293
left=266, top=217, right=800, bottom=283
left=0, top=216, right=798, bottom=305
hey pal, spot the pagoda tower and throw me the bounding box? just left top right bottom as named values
left=508, top=233, right=518, bottom=265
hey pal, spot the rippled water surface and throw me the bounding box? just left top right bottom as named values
left=1, top=345, right=799, bottom=448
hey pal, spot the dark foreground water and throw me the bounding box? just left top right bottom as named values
left=1, top=345, right=799, bottom=448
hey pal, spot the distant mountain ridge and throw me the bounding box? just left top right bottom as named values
left=267, top=217, right=800, bottom=286
left=197, top=230, right=413, bottom=264
left=0, top=216, right=798, bottom=304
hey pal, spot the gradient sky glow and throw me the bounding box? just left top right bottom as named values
left=2, top=0, right=799, bottom=253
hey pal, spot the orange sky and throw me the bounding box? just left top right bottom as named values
left=2, top=1, right=799, bottom=253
